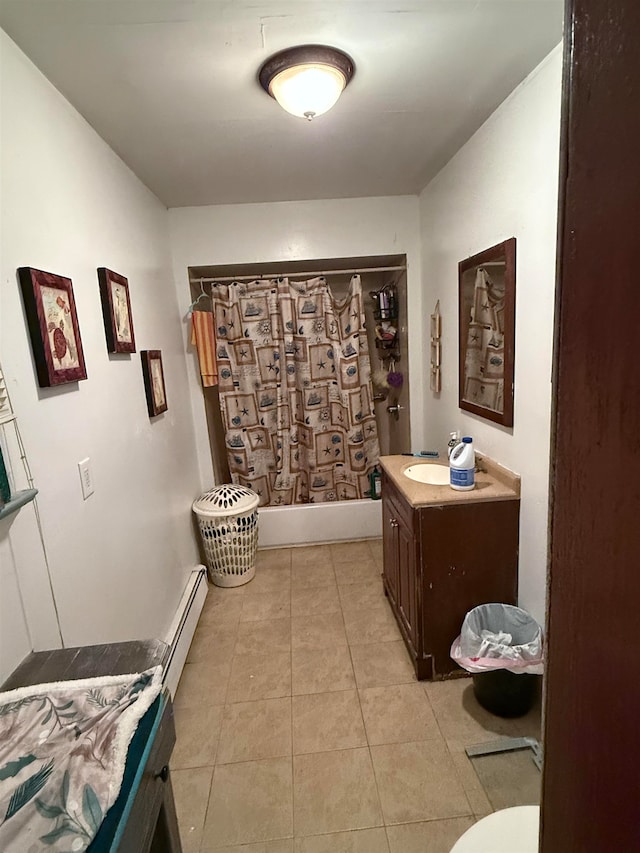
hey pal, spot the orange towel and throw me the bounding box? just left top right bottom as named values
left=191, top=311, right=218, bottom=387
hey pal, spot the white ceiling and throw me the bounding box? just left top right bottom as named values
left=0, top=1, right=563, bottom=208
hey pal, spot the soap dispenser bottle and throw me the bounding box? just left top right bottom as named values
left=447, top=431, right=460, bottom=459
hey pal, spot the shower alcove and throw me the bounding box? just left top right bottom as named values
left=188, top=255, right=410, bottom=547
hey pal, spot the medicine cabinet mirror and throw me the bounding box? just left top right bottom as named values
left=458, top=238, right=516, bottom=427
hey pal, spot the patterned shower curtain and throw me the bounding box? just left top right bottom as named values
left=463, top=266, right=506, bottom=413
left=211, top=275, right=380, bottom=506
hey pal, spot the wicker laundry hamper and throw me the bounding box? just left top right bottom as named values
left=192, top=485, right=259, bottom=587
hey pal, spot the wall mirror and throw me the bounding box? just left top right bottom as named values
left=458, top=238, right=516, bottom=427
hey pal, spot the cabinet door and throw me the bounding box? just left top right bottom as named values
left=382, top=493, right=400, bottom=605
left=397, top=517, right=418, bottom=654
left=420, top=500, right=519, bottom=676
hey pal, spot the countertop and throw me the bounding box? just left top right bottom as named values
left=379, top=454, right=520, bottom=508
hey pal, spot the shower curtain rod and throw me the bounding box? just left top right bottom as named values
left=190, top=264, right=407, bottom=286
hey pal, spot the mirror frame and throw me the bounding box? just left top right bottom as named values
left=458, top=237, right=516, bottom=427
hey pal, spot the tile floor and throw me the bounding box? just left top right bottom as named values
left=172, top=539, right=541, bottom=852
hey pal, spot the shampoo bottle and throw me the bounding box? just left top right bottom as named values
left=449, top=437, right=475, bottom=491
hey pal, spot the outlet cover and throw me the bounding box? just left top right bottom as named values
left=78, top=458, right=94, bottom=500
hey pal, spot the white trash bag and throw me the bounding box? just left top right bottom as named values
left=450, top=603, right=543, bottom=675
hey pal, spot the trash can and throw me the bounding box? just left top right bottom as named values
left=192, top=484, right=259, bottom=587
left=450, top=603, right=543, bottom=718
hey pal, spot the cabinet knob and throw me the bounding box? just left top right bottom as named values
left=155, top=765, right=170, bottom=783
left=390, top=518, right=399, bottom=528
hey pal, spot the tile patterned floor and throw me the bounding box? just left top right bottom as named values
left=173, top=539, right=541, bottom=852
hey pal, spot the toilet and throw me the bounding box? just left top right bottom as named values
left=450, top=805, right=540, bottom=852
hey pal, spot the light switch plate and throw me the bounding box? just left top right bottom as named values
left=78, top=458, right=94, bottom=500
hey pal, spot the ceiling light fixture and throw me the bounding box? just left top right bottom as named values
left=259, top=44, right=355, bottom=121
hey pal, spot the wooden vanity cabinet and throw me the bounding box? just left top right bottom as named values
left=382, top=471, right=520, bottom=680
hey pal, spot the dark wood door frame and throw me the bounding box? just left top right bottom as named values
left=541, top=1, right=640, bottom=849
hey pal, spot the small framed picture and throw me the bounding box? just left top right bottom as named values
left=18, top=267, right=87, bottom=386
left=98, top=267, right=136, bottom=353
left=141, top=350, right=167, bottom=417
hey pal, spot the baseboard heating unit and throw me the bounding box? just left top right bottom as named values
left=163, top=565, right=208, bottom=697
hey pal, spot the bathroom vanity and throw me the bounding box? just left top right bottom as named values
left=379, top=455, right=520, bottom=680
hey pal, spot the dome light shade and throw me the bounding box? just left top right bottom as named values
left=259, top=45, right=355, bottom=121
left=270, top=64, right=346, bottom=119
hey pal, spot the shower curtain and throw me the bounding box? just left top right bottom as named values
left=211, top=275, right=380, bottom=506
left=463, top=267, right=506, bottom=412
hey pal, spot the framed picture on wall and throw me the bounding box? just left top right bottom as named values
left=18, top=267, right=88, bottom=386
left=141, top=350, right=168, bottom=417
left=458, top=238, right=516, bottom=427
left=97, top=267, right=136, bottom=353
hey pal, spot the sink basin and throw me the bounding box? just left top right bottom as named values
left=403, top=464, right=450, bottom=486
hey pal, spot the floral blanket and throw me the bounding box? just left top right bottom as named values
left=0, top=667, right=162, bottom=852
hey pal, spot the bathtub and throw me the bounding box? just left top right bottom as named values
left=257, top=498, right=383, bottom=548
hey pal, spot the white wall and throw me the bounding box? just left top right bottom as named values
left=168, top=196, right=422, bottom=489
left=418, top=46, right=562, bottom=624
left=0, top=31, right=201, bottom=678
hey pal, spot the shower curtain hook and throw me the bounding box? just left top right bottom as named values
left=187, top=281, right=211, bottom=316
